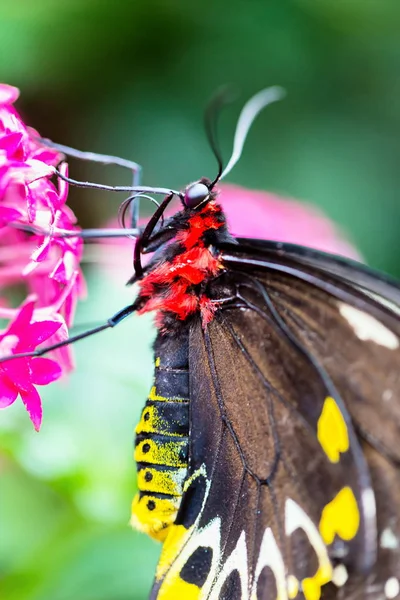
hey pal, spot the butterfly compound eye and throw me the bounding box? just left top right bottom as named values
left=184, top=182, right=210, bottom=209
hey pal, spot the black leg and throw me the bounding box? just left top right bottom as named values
left=8, top=221, right=141, bottom=239
left=39, top=138, right=143, bottom=228
left=0, top=304, right=137, bottom=363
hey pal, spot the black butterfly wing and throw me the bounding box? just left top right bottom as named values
left=222, top=241, right=400, bottom=597
left=229, top=238, right=400, bottom=307
left=222, top=240, right=400, bottom=466
left=150, top=241, right=400, bottom=600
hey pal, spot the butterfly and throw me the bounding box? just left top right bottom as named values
left=4, top=88, right=400, bottom=599
left=127, top=91, right=400, bottom=599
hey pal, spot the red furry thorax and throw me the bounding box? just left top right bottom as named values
left=138, top=202, right=224, bottom=326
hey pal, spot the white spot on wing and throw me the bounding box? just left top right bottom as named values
left=383, top=389, right=394, bottom=402
left=156, top=469, right=221, bottom=595
left=285, top=498, right=331, bottom=577
left=210, top=530, right=249, bottom=600
left=360, top=487, right=377, bottom=554
left=168, top=517, right=222, bottom=598
left=287, top=575, right=299, bottom=598
left=251, top=527, right=288, bottom=600
left=381, top=528, right=399, bottom=550
left=385, top=577, right=400, bottom=599
left=339, top=303, right=399, bottom=349
left=332, top=564, right=348, bottom=587
left=361, top=487, right=377, bottom=520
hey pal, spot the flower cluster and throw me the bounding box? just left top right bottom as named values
left=0, top=84, right=85, bottom=430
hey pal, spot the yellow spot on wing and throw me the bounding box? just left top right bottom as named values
left=317, top=396, right=349, bottom=463
left=156, top=524, right=191, bottom=579
left=319, top=487, right=360, bottom=545
left=302, top=565, right=332, bottom=600
left=155, top=357, right=161, bottom=367
left=158, top=577, right=201, bottom=600
left=156, top=525, right=201, bottom=599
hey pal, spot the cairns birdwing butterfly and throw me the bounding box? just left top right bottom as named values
left=3, top=88, right=400, bottom=600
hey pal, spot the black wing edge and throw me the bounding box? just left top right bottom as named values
left=220, top=238, right=400, bottom=308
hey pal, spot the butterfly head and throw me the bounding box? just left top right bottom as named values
left=182, top=177, right=216, bottom=210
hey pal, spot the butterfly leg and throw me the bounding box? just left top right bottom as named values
left=37, top=138, right=142, bottom=228
left=8, top=221, right=141, bottom=239
left=0, top=304, right=136, bottom=363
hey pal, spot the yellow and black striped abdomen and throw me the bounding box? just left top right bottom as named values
left=131, top=332, right=190, bottom=542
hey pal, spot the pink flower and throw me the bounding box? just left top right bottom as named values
left=0, top=83, right=86, bottom=375
left=219, top=184, right=361, bottom=259
left=0, top=204, right=23, bottom=226
left=0, top=299, right=63, bottom=430
left=0, top=84, right=19, bottom=105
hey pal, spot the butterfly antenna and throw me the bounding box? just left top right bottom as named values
left=218, top=86, right=285, bottom=182
left=205, top=87, right=238, bottom=187
left=38, top=138, right=142, bottom=174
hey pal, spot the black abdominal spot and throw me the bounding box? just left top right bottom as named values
left=179, top=546, right=212, bottom=588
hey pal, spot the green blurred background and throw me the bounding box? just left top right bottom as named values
left=1, top=1, right=400, bottom=599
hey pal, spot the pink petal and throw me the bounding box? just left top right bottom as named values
left=53, top=344, right=75, bottom=374
left=32, top=148, right=61, bottom=165
left=26, top=186, right=37, bottom=222
left=1, top=178, right=28, bottom=207
left=2, top=357, right=33, bottom=391
left=19, top=384, right=42, bottom=431
left=6, top=299, right=35, bottom=336
left=51, top=259, right=67, bottom=284
left=24, top=159, right=54, bottom=183
left=0, top=132, right=24, bottom=159
left=45, top=188, right=60, bottom=211
left=29, top=357, right=62, bottom=385
left=0, top=374, right=18, bottom=408
left=30, top=236, right=51, bottom=263
left=0, top=84, right=20, bottom=105
left=17, top=319, right=62, bottom=349
left=26, top=126, right=62, bottom=166
left=0, top=205, right=23, bottom=226
left=62, top=286, right=79, bottom=327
